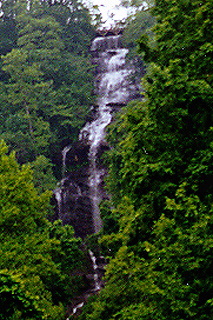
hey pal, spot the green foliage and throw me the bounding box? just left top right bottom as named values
left=121, top=0, right=155, bottom=8
left=0, top=270, right=43, bottom=320
left=81, top=0, right=213, bottom=319
left=0, top=141, right=86, bottom=319
left=30, top=155, right=57, bottom=193
left=120, top=8, right=155, bottom=86
left=121, top=9, right=155, bottom=55
left=48, top=220, right=85, bottom=274
left=0, top=0, right=95, bottom=184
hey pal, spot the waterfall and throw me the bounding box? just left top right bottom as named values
left=59, top=33, right=142, bottom=319
left=79, top=35, right=138, bottom=233
left=54, top=34, right=141, bottom=238
left=62, top=145, right=71, bottom=177
left=88, top=250, right=101, bottom=291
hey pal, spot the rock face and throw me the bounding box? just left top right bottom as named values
left=54, top=35, right=142, bottom=238
left=54, top=142, right=93, bottom=238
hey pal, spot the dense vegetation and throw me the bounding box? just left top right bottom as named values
left=1, top=0, right=213, bottom=318
left=78, top=0, right=213, bottom=319
left=0, top=0, right=95, bottom=182
left=0, top=141, right=86, bottom=319
left=0, top=0, right=95, bottom=318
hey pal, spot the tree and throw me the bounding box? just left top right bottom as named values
left=30, top=155, right=57, bottom=193
left=0, top=270, right=43, bottom=320
left=121, top=9, right=155, bottom=54
left=0, top=0, right=95, bottom=184
left=1, top=0, right=64, bottom=161
left=0, top=140, right=86, bottom=319
left=78, top=0, right=213, bottom=319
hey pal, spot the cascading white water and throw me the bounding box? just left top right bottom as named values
left=62, top=34, right=141, bottom=319
left=62, top=145, right=71, bottom=177
left=89, top=250, right=101, bottom=291
left=53, top=34, right=140, bottom=238
left=80, top=35, right=134, bottom=233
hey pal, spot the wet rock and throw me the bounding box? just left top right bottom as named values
left=54, top=34, right=141, bottom=238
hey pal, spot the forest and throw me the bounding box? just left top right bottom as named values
left=0, top=0, right=213, bottom=319
left=0, top=0, right=96, bottom=318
